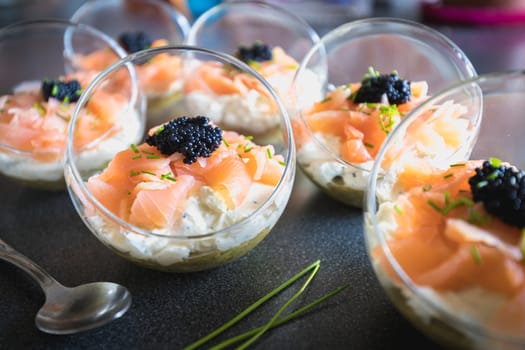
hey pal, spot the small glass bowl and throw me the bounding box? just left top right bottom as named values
left=186, top=0, right=321, bottom=130
left=64, top=46, right=296, bottom=272
left=71, top=0, right=190, bottom=45
left=0, top=19, right=141, bottom=190
left=365, top=71, right=525, bottom=349
left=291, top=17, right=477, bottom=208
left=71, top=0, right=191, bottom=127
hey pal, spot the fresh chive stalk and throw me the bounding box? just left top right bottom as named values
left=235, top=263, right=321, bottom=349
left=470, top=245, right=482, bottom=265
left=182, top=260, right=321, bottom=350
left=210, top=284, right=349, bottom=350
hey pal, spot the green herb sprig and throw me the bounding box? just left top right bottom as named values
left=183, top=260, right=347, bottom=350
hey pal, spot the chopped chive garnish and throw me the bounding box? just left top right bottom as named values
left=223, top=139, right=230, bottom=147
left=487, top=171, right=499, bottom=180
left=278, top=160, right=286, bottom=166
left=442, top=196, right=474, bottom=215
left=364, top=142, right=374, bottom=148
left=243, top=145, right=253, bottom=153
left=423, top=184, right=432, bottom=192
left=378, top=105, right=399, bottom=134
left=443, top=173, right=454, bottom=179
left=321, top=97, right=332, bottom=103
left=160, top=172, right=177, bottom=182
left=155, top=125, right=165, bottom=135
left=130, top=170, right=140, bottom=177
left=140, top=149, right=155, bottom=155
left=266, top=148, right=272, bottom=159
left=63, top=95, right=70, bottom=104
left=467, top=207, right=483, bottom=225
left=130, top=144, right=139, bottom=153
left=33, top=102, right=46, bottom=116
left=126, top=190, right=131, bottom=195
left=131, top=154, right=142, bottom=160
left=56, top=112, right=70, bottom=120
left=393, top=204, right=403, bottom=215
left=365, top=66, right=380, bottom=79
left=51, top=85, right=59, bottom=96
left=248, top=60, right=261, bottom=70
left=450, top=163, right=466, bottom=167
left=477, top=180, right=488, bottom=188
left=444, top=191, right=450, bottom=205
left=366, top=102, right=377, bottom=109
left=75, top=89, right=82, bottom=95
left=489, top=157, right=502, bottom=167
left=147, top=155, right=161, bottom=159
left=141, top=170, right=156, bottom=176
left=470, top=245, right=482, bottom=265
left=427, top=200, right=443, bottom=213
left=244, top=135, right=254, bottom=140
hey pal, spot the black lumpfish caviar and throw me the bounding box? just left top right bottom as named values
left=118, top=31, right=153, bottom=54
left=469, top=160, right=525, bottom=228
left=146, top=116, right=223, bottom=164
left=353, top=73, right=411, bottom=105
left=235, top=41, right=273, bottom=63
left=41, top=79, right=82, bottom=103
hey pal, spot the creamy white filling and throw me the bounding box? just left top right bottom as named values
left=87, top=182, right=286, bottom=266
left=297, top=132, right=373, bottom=195
left=145, top=79, right=183, bottom=101
left=182, top=89, right=278, bottom=135
left=179, top=68, right=323, bottom=135
left=0, top=108, right=143, bottom=182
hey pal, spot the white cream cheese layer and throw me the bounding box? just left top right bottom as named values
left=88, top=182, right=285, bottom=266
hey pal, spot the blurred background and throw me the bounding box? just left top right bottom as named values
left=2, top=0, right=525, bottom=73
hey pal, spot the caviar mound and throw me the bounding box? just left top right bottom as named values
left=235, top=41, right=273, bottom=63
left=41, top=79, right=82, bottom=103
left=353, top=72, right=411, bottom=105
left=118, top=31, right=153, bottom=54
left=469, top=159, right=525, bottom=228
left=145, top=116, right=223, bottom=164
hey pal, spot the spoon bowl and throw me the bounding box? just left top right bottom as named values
left=0, top=238, right=131, bottom=334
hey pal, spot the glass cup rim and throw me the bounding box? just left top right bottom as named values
left=65, top=44, right=296, bottom=241
left=70, top=0, right=191, bottom=43
left=185, top=0, right=321, bottom=48
left=292, top=16, right=478, bottom=173
left=365, top=69, right=525, bottom=345
left=0, top=18, right=129, bottom=158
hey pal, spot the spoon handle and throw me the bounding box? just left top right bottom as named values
left=0, top=238, right=58, bottom=290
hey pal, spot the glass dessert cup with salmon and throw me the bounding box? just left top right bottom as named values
left=64, top=46, right=296, bottom=273
left=184, top=0, right=322, bottom=139
left=291, top=17, right=477, bottom=208
left=0, top=19, right=145, bottom=190
left=365, top=71, right=525, bottom=349
left=71, top=0, right=191, bottom=128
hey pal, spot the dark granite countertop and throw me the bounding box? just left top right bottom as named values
left=1, top=1, right=525, bottom=349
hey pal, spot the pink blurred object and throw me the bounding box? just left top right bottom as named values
left=422, top=1, right=525, bottom=25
